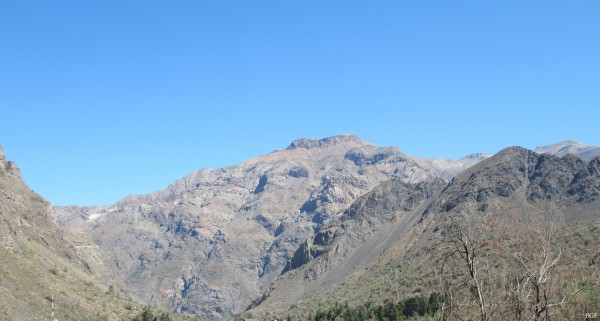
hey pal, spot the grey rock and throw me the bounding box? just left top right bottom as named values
left=288, top=166, right=308, bottom=178
left=284, top=241, right=312, bottom=272
left=287, top=134, right=363, bottom=149
left=345, top=146, right=406, bottom=166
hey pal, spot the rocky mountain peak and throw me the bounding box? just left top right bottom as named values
left=534, top=140, right=600, bottom=161
left=497, top=145, right=530, bottom=155
left=287, top=134, right=366, bottom=149
left=460, top=153, right=492, bottom=161
left=491, top=146, right=534, bottom=162
left=535, top=140, right=586, bottom=153
left=0, top=144, right=21, bottom=178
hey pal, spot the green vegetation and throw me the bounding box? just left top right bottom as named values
left=131, top=306, right=172, bottom=321
left=300, top=293, right=443, bottom=321
left=4, top=160, right=14, bottom=171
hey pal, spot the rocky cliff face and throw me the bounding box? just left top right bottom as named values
left=248, top=178, right=448, bottom=312
left=54, top=134, right=484, bottom=319
left=283, top=178, right=446, bottom=278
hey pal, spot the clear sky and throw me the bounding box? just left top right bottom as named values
left=1, top=1, right=599, bottom=206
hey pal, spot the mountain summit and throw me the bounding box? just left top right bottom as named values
left=287, top=134, right=366, bottom=149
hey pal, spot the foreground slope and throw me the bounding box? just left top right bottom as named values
left=0, top=145, right=151, bottom=320
left=251, top=146, right=600, bottom=319
left=55, top=134, right=485, bottom=318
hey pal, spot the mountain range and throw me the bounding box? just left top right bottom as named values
left=54, top=134, right=491, bottom=318
left=1, top=136, right=598, bottom=320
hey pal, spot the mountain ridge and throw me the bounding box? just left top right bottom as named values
left=50, top=137, right=599, bottom=319
left=287, top=134, right=368, bottom=150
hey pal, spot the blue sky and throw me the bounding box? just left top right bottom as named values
left=1, top=1, right=599, bottom=206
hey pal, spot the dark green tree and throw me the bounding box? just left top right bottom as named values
left=131, top=306, right=171, bottom=321
left=428, top=292, right=443, bottom=315
left=403, top=295, right=427, bottom=317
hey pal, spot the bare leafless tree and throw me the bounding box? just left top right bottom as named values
left=437, top=202, right=599, bottom=321
left=438, top=214, right=489, bottom=321
left=508, top=204, right=599, bottom=321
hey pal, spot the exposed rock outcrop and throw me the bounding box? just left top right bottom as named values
left=287, top=134, right=363, bottom=149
